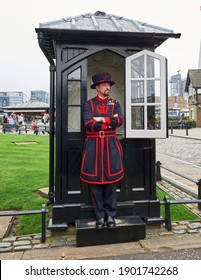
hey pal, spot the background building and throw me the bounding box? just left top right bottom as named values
left=185, top=69, right=201, bottom=127
left=0, top=91, right=29, bottom=109
left=31, top=90, right=49, bottom=104
left=169, top=72, right=183, bottom=96
left=168, top=72, right=188, bottom=118
left=167, top=96, right=188, bottom=118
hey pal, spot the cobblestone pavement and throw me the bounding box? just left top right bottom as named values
left=156, top=134, right=201, bottom=167
left=0, top=230, right=76, bottom=254
left=156, top=129, right=201, bottom=197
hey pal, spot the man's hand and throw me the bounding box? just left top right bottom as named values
left=93, top=117, right=100, bottom=121
left=93, top=117, right=105, bottom=123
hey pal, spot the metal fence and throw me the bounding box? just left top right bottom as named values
left=0, top=204, right=48, bottom=242
left=156, top=161, right=201, bottom=230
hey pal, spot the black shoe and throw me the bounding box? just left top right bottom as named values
left=96, top=218, right=105, bottom=229
left=106, top=216, right=116, bottom=228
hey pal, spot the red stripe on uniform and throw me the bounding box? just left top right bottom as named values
left=85, top=119, right=93, bottom=126
left=101, top=137, right=104, bottom=182
left=89, top=99, right=94, bottom=116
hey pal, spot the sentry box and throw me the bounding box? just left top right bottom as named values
left=36, top=11, right=180, bottom=244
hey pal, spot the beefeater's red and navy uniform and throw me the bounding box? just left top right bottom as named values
left=80, top=94, right=124, bottom=184
left=80, top=94, right=124, bottom=219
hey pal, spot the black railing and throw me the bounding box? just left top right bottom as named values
left=161, top=196, right=201, bottom=231
left=156, top=161, right=201, bottom=202
left=156, top=161, right=201, bottom=230
left=0, top=204, right=48, bottom=242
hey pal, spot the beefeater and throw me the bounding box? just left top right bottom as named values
left=80, top=72, right=124, bottom=229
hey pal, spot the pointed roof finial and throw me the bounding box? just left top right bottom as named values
left=94, top=11, right=106, bottom=16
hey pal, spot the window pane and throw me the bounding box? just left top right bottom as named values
left=68, top=81, right=81, bottom=105
left=147, top=106, right=161, bottom=130
left=68, top=107, right=80, bottom=132
left=68, top=68, right=80, bottom=79
left=131, top=106, right=144, bottom=129
left=147, top=55, right=160, bottom=78
left=131, top=56, right=144, bottom=78
left=131, top=81, right=144, bottom=103
left=147, top=80, right=161, bottom=103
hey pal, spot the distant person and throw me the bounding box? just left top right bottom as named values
left=178, top=117, right=184, bottom=129
left=46, top=114, right=49, bottom=123
left=31, top=120, right=38, bottom=135
left=3, top=113, right=8, bottom=123
left=18, top=114, right=24, bottom=125
left=42, top=113, right=48, bottom=124
left=37, top=119, right=45, bottom=135
left=8, top=115, right=14, bottom=129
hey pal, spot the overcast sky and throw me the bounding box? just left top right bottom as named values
left=1, top=0, right=201, bottom=97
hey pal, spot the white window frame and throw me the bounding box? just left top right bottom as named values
left=126, top=49, right=167, bottom=138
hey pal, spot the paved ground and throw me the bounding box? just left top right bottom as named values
left=0, top=127, right=201, bottom=260
left=156, top=128, right=201, bottom=197
left=1, top=223, right=201, bottom=260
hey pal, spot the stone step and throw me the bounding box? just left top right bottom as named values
left=76, top=216, right=146, bottom=247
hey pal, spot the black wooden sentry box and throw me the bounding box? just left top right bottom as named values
left=35, top=11, right=180, bottom=234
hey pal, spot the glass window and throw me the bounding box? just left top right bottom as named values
left=68, top=68, right=80, bottom=80
left=147, top=80, right=161, bottom=103
left=126, top=50, right=167, bottom=138
left=68, top=81, right=81, bottom=105
left=131, top=56, right=144, bottom=78
left=131, top=106, right=144, bottom=129
left=131, top=81, right=144, bottom=103
left=147, top=106, right=161, bottom=130
left=68, top=107, right=80, bottom=132
left=147, top=55, right=160, bottom=78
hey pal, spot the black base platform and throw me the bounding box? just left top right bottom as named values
left=76, top=216, right=146, bottom=247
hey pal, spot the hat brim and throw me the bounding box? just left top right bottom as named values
left=90, top=81, right=115, bottom=89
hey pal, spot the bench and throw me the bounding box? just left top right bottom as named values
left=15, top=124, right=32, bottom=134
left=168, top=121, right=190, bottom=130
left=2, top=123, right=14, bottom=133
left=168, top=121, right=180, bottom=129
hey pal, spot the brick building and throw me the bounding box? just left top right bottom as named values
left=185, top=69, right=201, bottom=127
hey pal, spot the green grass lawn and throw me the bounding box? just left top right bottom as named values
left=0, top=133, right=199, bottom=236
left=156, top=187, right=199, bottom=221
left=0, top=133, right=49, bottom=235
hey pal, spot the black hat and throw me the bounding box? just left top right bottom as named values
left=90, top=72, right=115, bottom=89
